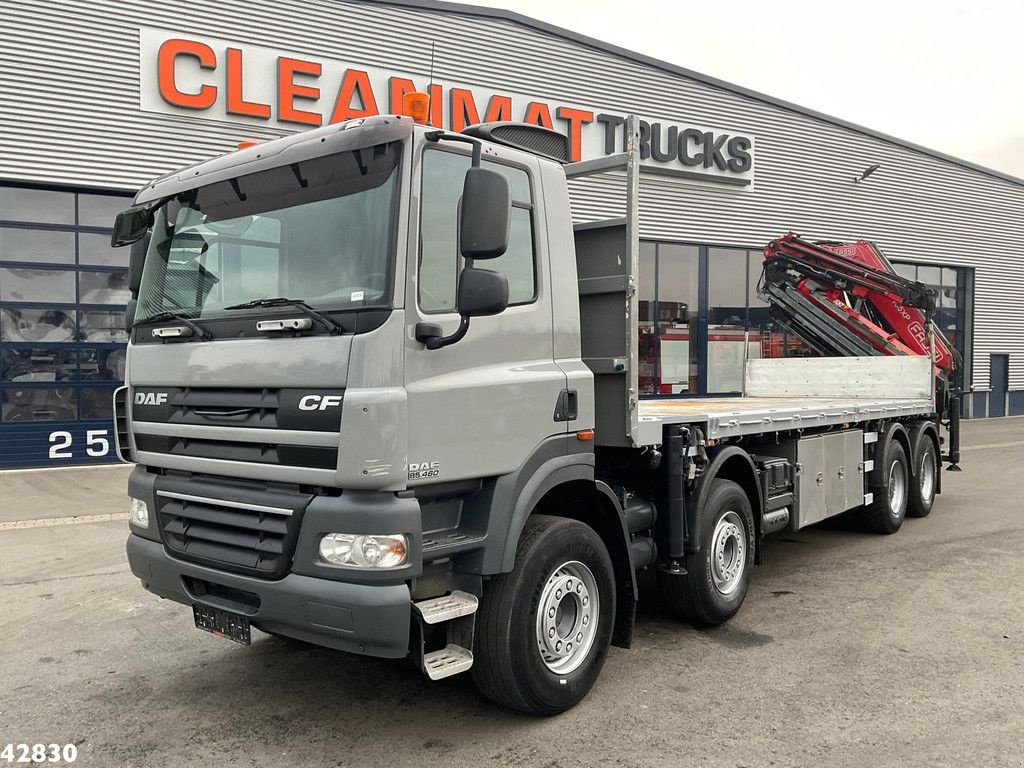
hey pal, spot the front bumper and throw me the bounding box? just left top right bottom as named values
left=126, top=534, right=412, bottom=658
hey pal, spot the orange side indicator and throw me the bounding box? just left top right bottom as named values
left=237, top=140, right=260, bottom=149
left=576, top=429, right=595, bottom=441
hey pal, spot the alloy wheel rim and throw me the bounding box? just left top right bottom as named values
left=535, top=560, right=599, bottom=674
left=711, top=511, right=746, bottom=596
left=889, top=459, right=907, bottom=518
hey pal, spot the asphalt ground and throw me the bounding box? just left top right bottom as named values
left=1, top=418, right=1022, bottom=768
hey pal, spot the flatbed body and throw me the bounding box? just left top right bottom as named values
left=637, top=394, right=934, bottom=442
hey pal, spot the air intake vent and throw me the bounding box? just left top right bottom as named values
left=461, top=122, right=570, bottom=163
left=155, top=476, right=312, bottom=579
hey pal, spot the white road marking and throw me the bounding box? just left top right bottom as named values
left=0, top=513, right=129, bottom=531
left=960, top=440, right=1024, bottom=452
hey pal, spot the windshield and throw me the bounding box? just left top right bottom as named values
left=136, top=142, right=402, bottom=322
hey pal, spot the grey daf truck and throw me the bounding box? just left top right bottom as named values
left=112, top=113, right=951, bottom=715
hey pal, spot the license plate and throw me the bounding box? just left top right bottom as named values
left=193, top=604, right=251, bottom=646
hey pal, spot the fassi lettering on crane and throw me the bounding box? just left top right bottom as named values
left=151, top=35, right=754, bottom=178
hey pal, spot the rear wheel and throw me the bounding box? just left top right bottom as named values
left=658, top=479, right=755, bottom=626
left=907, top=436, right=937, bottom=518
left=472, top=515, right=615, bottom=716
left=860, top=440, right=909, bottom=534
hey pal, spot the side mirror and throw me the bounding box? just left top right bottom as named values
left=128, top=233, right=150, bottom=296
left=414, top=268, right=509, bottom=350
left=457, top=267, right=508, bottom=317
left=460, top=167, right=510, bottom=259
left=111, top=207, right=151, bottom=248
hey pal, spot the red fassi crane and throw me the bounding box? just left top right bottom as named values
left=759, top=232, right=962, bottom=467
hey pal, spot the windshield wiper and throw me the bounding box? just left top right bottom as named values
left=224, top=297, right=345, bottom=334
left=134, top=310, right=213, bottom=341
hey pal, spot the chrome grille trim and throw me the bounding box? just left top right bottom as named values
left=156, top=490, right=294, bottom=517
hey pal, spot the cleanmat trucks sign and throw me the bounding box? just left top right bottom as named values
left=139, top=27, right=755, bottom=187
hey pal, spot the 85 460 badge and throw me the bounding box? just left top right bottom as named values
left=407, top=460, right=440, bottom=480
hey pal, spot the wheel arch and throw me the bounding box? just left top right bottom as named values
left=508, top=477, right=638, bottom=649
left=690, top=447, right=763, bottom=553
left=873, top=422, right=911, bottom=490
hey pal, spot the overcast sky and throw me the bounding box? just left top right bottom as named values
left=463, top=0, right=1024, bottom=179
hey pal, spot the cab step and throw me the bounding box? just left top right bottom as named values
left=413, top=590, right=478, bottom=624
left=422, top=644, right=474, bottom=680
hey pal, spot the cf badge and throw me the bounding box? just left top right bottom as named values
left=298, top=394, right=344, bottom=411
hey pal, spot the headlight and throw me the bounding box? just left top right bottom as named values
left=130, top=498, right=149, bottom=528
left=318, top=533, right=408, bottom=568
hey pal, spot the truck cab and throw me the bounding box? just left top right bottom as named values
left=119, top=115, right=620, bottom=711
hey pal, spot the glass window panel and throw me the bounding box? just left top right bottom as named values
left=486, top=162, right=531, bottom=203
left=657, top=244, right=699, bottom=310
left=78, top=193, right=131, bottom=228
left=79, top=232, right=129, bottom=267
left=0, top=307, right=75, bottom=342
left=418, top=150, right=463, bottom=312
left=1, top=387, right=76, bottom=422
left=708, top=248, right=749, bottom=393
left=79, top=270, right=131, bottom=305
left=651, top=244, right=699, bottom=395
left=78, top=310, right=128, bottom=342
left=80, top=348, right=126, bottom=381
left=418, top=150, right=536, bottom=312
left=893, top=262, right=916, bottom=280
left=748, top=248, right=768, bottom=308
left=0, top=267, right=75, bottom=302
left=1, top=348, right=76, bottom=383
left=637, top=242, right=656, bottom=323
left=941, top=267, right=958, bottom=288
left=79, top=386, right=116, bottom=419
left=0, top=187, right=75, bottom=225
left=917, top=265, right=941, bottom=287
left=488, top=207, right=535, bottom=304
left=0, top=227, right=75, bottom=264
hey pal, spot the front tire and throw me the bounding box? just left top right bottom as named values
left=472, top=515, right=615, bottom=716
left=658, top=479, right=755, bottom=626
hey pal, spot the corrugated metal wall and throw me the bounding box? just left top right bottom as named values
left=1, top=0, right=1022, bottom=391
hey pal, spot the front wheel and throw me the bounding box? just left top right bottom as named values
left=471, top=515, right=615, bottom=716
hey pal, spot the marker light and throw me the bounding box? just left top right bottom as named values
left=237, top=140, right=260, bottom=149
left=130, top=498, right=150, bottom=528
left=319, top=533, right=409, bottom=568
left=402, top=91, right=430, bottom=125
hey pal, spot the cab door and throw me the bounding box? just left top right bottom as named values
left=403, top=145, right=568, bottom=486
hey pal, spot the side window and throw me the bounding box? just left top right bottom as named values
left=419, top=149, right=536, bottom=313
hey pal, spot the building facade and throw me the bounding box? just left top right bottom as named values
left=1, top=0, right=1022, bottom=468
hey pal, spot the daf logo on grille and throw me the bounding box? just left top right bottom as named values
left=298, top=394, right=343, bottom=411
left=135, top=392, right=169, bottom=406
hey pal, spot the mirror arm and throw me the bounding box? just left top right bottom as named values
left=419, top=316, right=470, bottom=350
left=424, top=131, right=483, bottom=166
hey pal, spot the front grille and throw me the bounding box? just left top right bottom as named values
left=132, top=386, right=344, bottom=431
left=135, top=435, right=337, bottom=470
left=155, top=477, right=312, bottom=579
left=131, top=386, right=344, bottom=473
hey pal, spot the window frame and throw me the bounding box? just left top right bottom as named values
left=417, top=145, right=539, bottom=315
